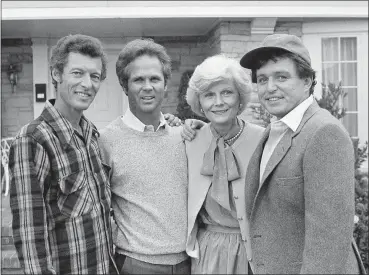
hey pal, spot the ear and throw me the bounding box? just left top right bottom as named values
left=304, top=77, right=312, bottom=94
left=51, top=68, right=61, bottom=83
left=122, top=86, right=128, bottom=96
left=164, top=84, right=168, bottom=97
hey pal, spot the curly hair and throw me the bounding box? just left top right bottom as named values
left=186, top=54, right=253, bottom=117
left=251, top=49, right=317, bottom=95
left=49, top=34, right=108, bottom=90
left=115, top=38, right=171, bottom=91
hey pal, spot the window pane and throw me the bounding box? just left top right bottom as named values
left=342, top=88, right=358, bottom=111
left=341, top=63, right=357, bottom=86
left=322, top=38, right=338, bottom=61
left=342, top=113, right=358, bottom=137
left=322, top=63, right=339, bottom=85
left=340, top=37, right=357, bottom=61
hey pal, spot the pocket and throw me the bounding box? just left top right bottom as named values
left=276, top=176, right=303, bottom=187
left=57, top=171, right=93, bottom=217
left=274, top=176, right=303, bottom=206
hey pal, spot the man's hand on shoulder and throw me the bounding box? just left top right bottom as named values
left=164, top=113, right=182, bottom=127
left=181, top=119, right=206, bottom=141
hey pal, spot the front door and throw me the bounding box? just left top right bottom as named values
left=84, top=49, right=126, bottom=130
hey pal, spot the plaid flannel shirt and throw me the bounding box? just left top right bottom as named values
left=9, top=100, right=117, bottom=274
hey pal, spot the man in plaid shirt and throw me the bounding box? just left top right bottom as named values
left=8, top=34, right=118, bottom=274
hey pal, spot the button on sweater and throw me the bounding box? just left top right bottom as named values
left=99, top=117, right=188, bottom=265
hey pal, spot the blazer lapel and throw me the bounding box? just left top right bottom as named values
left=259, top=130, right=293, bottom=186
left=259, top=100, right=321, bottom=188
left=245, top=126, right=270, bottom=218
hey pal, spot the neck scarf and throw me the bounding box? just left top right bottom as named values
left=200, top=123, right=241, bottom=211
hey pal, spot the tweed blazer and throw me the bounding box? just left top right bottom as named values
left=185, top=121, right=264, bottom=261
left=244, top=101, right=365, bottom=274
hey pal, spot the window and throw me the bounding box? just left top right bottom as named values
left=321, top=37, right=358, bottom=136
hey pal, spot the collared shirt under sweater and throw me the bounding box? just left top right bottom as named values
left=99, top=116, right=188, bottom=265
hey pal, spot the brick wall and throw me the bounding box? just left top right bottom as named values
left=152, top=36, right=209, bottom=114
left=1, top=39, right=33, bottom=138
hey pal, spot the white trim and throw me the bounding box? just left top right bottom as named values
left=303, top=19, right=368, bottom=34
left=303, top=25, right=368, bottom=147
left=2, top=3, right=368, bottom=20
left=32, top=38, right=50, bottom=118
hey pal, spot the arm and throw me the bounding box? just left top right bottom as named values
left=9, top=136, right=56, bottom=274
left=181, top=119, right=206, bottom=141
left=301, top=124, right=355, bottom=274
left=163, top=113, right=182, bottom=127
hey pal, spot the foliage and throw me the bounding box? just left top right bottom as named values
left=356, top=141, right=368, bottom=170
left=316, top=82, right=347, bottom=120
left=175, top=70, right=209, bottom=123
left=257, top=104, right=273, bottom=126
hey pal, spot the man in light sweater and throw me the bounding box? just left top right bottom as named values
left=99, top=38, right=190, bottom=274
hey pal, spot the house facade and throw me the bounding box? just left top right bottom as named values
left=1, top=2, right=368, bottom=272
left=1, top=1, right=368, bottom=143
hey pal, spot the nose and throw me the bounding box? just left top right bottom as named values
left=214, top=94, right=224, bottom=106
left=80, top=74, right=92, bottom=88
left=266, top=77, right=277, bottom=92
left=142, top=79, right=153, bottom=91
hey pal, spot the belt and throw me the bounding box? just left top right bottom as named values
left=204, top=224, right=241, bottom=234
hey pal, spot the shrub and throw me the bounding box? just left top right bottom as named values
left=175, top=70, right=209, bottom=123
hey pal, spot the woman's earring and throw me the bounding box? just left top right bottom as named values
left=200, top=108, right=204, bottom=113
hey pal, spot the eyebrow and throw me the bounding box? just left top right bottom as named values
left=257, top=70, right=291, bottom=76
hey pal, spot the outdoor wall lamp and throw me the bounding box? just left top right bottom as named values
left=7, top=64, right=22, bottom=93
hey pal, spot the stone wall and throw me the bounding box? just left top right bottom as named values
left=151, top=36, right=210, bottom=114
left=1, top=39, right=33, bottom=138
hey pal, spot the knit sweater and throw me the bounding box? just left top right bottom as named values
left=99, top=117, right=188, bottom=265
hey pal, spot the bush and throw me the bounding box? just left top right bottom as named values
left=175, top=70, right=209, bottom=123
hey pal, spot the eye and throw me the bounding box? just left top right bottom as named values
left=133, top=77, right=143, bottom=82
left=277, top=75, right=288, bottom=81
left=257, top=77, right=267, bottom=84
left=151, top=76, right=161, bottom=82
left=91, top=74, right=101, bottom=81
left=71, top=71, right=82, bottom=76
left=222, top=90, right=234, bottom=96
left=203, top=92, right=214, bottom=98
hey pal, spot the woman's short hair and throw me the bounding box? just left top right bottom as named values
left=186, top=54, right=253, bottom=116
left=251, top=49, right=317, bottom=95
left=116, top=38, right=171, bottom=91
left=50, top=34, right=108, bottom=90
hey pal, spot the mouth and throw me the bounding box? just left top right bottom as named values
left=75, top=92, right=91, bottom=98
left=141, top=96, right=155, bottom=102
left=211, top=109, right=229, bottom=115
left=265, top=96, right=283, bottom=102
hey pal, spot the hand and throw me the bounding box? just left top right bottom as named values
left=164, top=113, right=182, bottom=127
left=181, top=119, right=206, bottom=141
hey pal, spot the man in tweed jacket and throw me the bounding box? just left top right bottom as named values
left=8, top=34, right=118, bottom=274
left=240, top=34, right=365, bottom=274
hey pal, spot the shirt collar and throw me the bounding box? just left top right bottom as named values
left=280, top=95, right=314, bottom=132
left=122, top=108, right=167, bottom=132
left=41, top=99, right=97, bottom=147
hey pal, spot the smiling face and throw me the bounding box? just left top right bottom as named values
left=199, top=80, right=240, bottom=128
left=53, top=52, right=102, bottom=116
left=125, top=55, right=167, bottom=120
left=256, top=57, right=311, bottom=119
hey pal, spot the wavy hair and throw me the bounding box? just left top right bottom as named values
left=50, top=34, right=107, bottom=91
left=116, top=38, right=171, bottom=91
left=186, top=54, right=253, bottom=116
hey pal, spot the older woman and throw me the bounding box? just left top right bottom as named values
left=185, top=55, right=264, bottom=274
